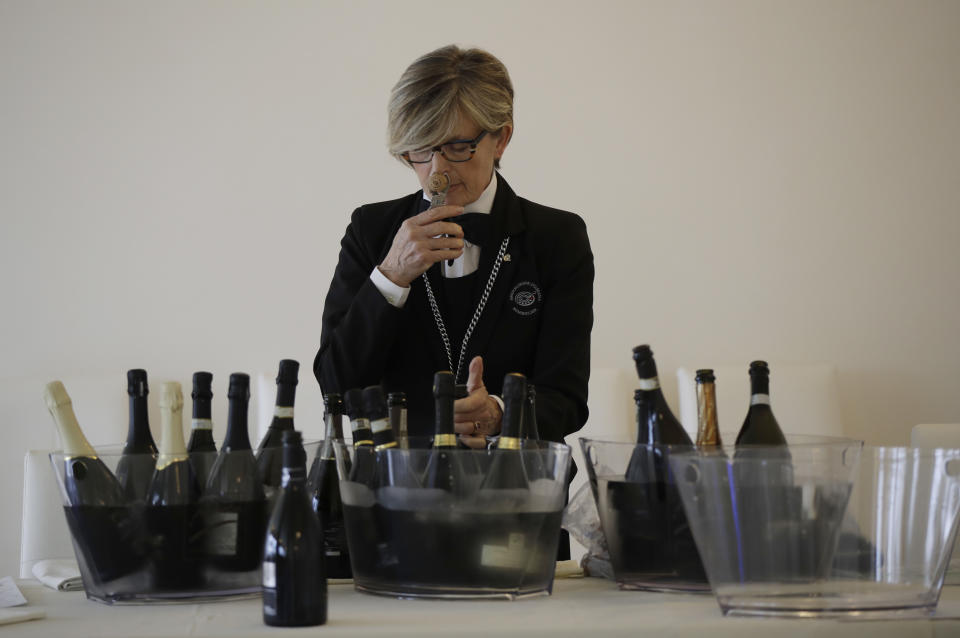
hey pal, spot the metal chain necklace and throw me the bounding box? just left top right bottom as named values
left=421, top=237, right=510, bottom=383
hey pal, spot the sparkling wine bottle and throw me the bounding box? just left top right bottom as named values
left=308, top=393, right=351, bottom=579
left=422, top=371, right=472, bottom=496
left=480, top=373, right=530, bottom=490
left=736, top=361, right=788, bottom=446
left=202, top=373, right=267, bottom=572
left=256, top=359, right=300, bottom=495
left=695, top=369, right=723, bottom=448
left=187, top=371, right=217, bottom=487
left=365, top=385, right=418, bottom=488
left=116, top=369, right=158, bottom=502
left=43, top=381, right=143, bottom=582
left=146, top=381, right=202, bottom=588
left=344, top=388, right=376, bottom=487
left=387, top=392, right=408, bottom=449
left=626, top=345, right=692, bottom=482
left=262, top=430, right=327, bottom=627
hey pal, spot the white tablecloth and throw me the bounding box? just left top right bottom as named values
left=7, top=576, right=960, bottom=637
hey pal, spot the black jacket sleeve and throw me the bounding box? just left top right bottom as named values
left=528, top=212, right=594, bottom=444
left=313, top=205, right=405, bottom=394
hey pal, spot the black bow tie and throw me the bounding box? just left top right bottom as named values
left=455, top=212, right=490, bottom=247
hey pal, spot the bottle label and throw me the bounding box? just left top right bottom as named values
left=262, top=560, right=276, bottom=588
left=205, top=511, right=239, bottom=556
left=282, top=467, right=306, bottom=485
left=480, top=533, right=526, bottom=569
left=433, top=433, right=458, bottom=447
left=370, top=418, right=391, bottom=434
left=497, top=436, right=522, bottom=451
left=350, top=418, right=370, bottom=433
left=751, top=394, right=771, bottom=406
left=637, top=377, right=660, bottom=391
left=191, top=418, right=213, bottom=431
left=274, top=407, right=294, bottom=418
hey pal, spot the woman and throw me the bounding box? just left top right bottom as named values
left=314, top=45, right=593, bottom=452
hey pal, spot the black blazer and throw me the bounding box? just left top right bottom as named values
left=313, top=175, right=593, bottom=444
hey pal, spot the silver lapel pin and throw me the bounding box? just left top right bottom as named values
left=503, top=253, right=512, bottom=262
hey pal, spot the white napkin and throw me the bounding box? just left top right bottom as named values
left=0, top=577, right=45, bottom=626
left=31, top=560, right=83, bottom=592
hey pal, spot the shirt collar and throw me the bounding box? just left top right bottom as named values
left=421, top=172, right=498, bottom=215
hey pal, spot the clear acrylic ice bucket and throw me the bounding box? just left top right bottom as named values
left=49, top=442, right=319, bottom=604
left=333, top=438, right=571, bottom=600
left=670, top=443, right=960, bottom=617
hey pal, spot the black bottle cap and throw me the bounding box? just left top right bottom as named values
left=275, top=359, right=300, bottom=386
left=127, top=369, right=148, bottom=396
left=632, top=344, right=658, bottom=379
left=454, top=384, right=469, bottom=399
left=695, top=369, right=715, bottom=383
left=502, top=372, right=527, bottom=401
left=325, top=392, right=344, bottom=415
left=344, top=388, right=363, bottom=420
left=362, top=385, right=388, bottom=421
left=192, top=371, right=213, bottom=400
left=387, top=392, right=407, bottom=407
left=433, top=371, right=455, bottom=398
left=228, top=373, right=250, bottom=400
left=749, top=361, right=770, bottom=376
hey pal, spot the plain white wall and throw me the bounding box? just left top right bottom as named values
left=1, top=0, right=958, bottom=577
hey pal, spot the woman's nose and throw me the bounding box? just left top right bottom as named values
left=431, top=150, right=451, bottom=173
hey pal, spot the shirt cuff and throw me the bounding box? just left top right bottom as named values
left=370, top=267, right=410, bottom=308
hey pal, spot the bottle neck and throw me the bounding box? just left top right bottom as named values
left=750, top=374, right=771, bottom=405
left=371, top=417, right=397, bottom=450
left=126, top=395, right=155, bottom=449
left=50, top=400, right=97, bottom=459
left=696, top=381, right=722, bottom=446
left=281, top=444, right=306, bottom=488
left=158, top=403, right=188, bottom=467
left=350, top=417, right=373, bottom=447
left=192, top=397, right=212, bottom=420
left=224, top=396, right=252, bottom=450
left=275, top=383, right=296, bottom=409
left=434, top=396, right=455, bottom=436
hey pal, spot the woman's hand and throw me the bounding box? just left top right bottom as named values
left=378, top=204, right=465, bottom=287
left=455, top=356, right=502, bottom=449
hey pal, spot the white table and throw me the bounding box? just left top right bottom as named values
left=7, top=576, right=960, bottom=637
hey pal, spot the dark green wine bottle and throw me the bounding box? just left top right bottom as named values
left=256, top=359, right=300, bottom=494
left=262, top=430, right=327, bottom=627
left=188, top=371, right=217, bottom=487
left=735, top=361, right=788, bottom=445
left=308, top=393, right=351, bottom=579
left=480, top=373, right=530, bottom=490
left=116, top=369, right=158, bottom=502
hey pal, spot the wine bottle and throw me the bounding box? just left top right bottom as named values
left=344, top=388, right=376, bottom=487
left=188, top=371, right=217, bottom=487
left=521, top=383, right=548, bottom=481
left=422, top=371, right=472, bottom=496
left=695, top=369, right=723, bottom=448
left=625, top=345, right=692, bottom=482
left=202, top=373, right=267, bottom=572
left=256, top=359, right=300, bottom=495
left=263, top=430, right=327, bottom=627
left=387, top=392, right=408, bottom=449
left=365, top=385, right=418, bottom=488
left=43, top=381, right=143, bottom=582
left=146, top=381, right=202, bottom=588
left=480, top=373, right=530, bottom=490
left=115, top=369, right=158, bottom=502
left=308, top=393, right=351, bottom=579
left=736, top=361, right=788, bottom=446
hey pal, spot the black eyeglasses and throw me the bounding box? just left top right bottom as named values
left=402, top=131, right=488, bottom=164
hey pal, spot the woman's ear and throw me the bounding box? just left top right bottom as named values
left=494, top=124, right=513, bottom=160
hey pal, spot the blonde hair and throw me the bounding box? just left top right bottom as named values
left=388, top=45, right=514, bottom=168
